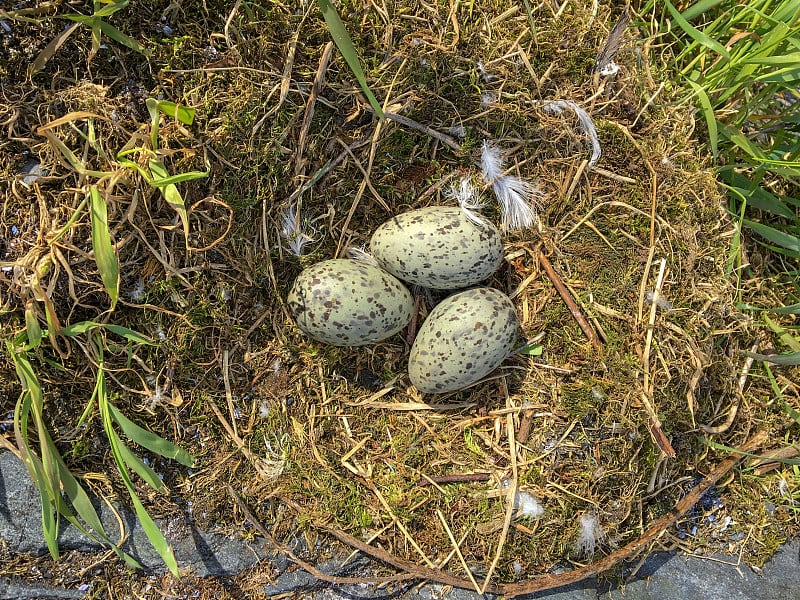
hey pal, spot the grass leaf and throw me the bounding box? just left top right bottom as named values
left=685, top=77, right=719, bottom=158
left=664, top=0, right=730, bottom=61
left=29, top=21, right=81, bottom=76
left=108, top=403, right=195, bottom=466
left=742, top=219, right=800, bottom=253
left=743, top=351, right=800, bottom=366
left=317, top=0, right=385, bottom=119
left=92, top=0, right=129, bottom=18
left=118, top=440, right=166, bottom=491
left=24, top=304, right=42, bottom=350
left=153, top=100, right=196, bottom=125
left=148, top=159, right=189, bottom=240
left=96, top=350, right=181, bottom=576
left=88, top=186, right=120, bottom=309
left=98, top=21, right=150, bottom=55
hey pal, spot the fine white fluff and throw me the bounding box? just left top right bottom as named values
left=480, top=141, right=541, bottom=232
left=280, top=204, right=315, bottom=257
left=446, top=176, right=487, bottom=226
left=576, top=512, right=605, bottom=560
left=346, top=245, right=381, bottom=267
left=514, top=490, right=545, bottom=519
left=543, top=100, right=602, bottom=167
left=646, top=290, right=673, bottom=311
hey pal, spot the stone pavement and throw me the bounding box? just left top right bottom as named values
left=1, top=452, right=798, bottom=599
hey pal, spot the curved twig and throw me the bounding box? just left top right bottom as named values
left=280, top=431, right=766, bottom=597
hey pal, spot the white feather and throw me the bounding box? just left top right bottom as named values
left=576, top=512, right=605, bottom=560
left=480, top=141, right=540, bottom=232
left=514, top=490, right=545, bottom=519
left=447, top=177, right=487, bottom=226
left=280, top=204, right=316, bottom=257
left=543, top=100, right=602, bottom=167
left=346, top=245, right=380, bottom=267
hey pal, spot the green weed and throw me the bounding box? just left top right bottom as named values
left=1, top=0, right=149, bottom=76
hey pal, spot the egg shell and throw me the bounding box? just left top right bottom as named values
left=370, top=206, right=503, bottom=290
left=287, top=259, right=414, bottom=347
left=408, top=287, right=519, bottom=393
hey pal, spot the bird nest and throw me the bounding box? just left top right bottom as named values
left=0, top=1, right=797, bottom=596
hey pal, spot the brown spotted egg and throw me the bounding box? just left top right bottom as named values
left=370, top=206, right=503, bottom=290
left=287, top=259, right=414, bottom=346
left=408, top=287, right=519, bottom=393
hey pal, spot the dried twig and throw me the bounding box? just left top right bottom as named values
left=641, top=258, right=675, bottom=457
left=481, top=385, right=518, bottom=593
left=295, top=41, right=333, bottom=176
left=517, top=409, right=536, bottom=445
left=227, top=487, right=415, bottom=587
left=539, top=253, right=602, bottom=350
left=437, top=510, right=481, bottom=594
left=384, top=112, right=462, bottom=153
left=701, top=339, right=760, bottom=434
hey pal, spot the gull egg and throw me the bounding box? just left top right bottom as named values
left=288, top=259, right=414, bottom=346
left=370, top=206, right=503, bottom=290
left=408, top=287, right=519, bottom=393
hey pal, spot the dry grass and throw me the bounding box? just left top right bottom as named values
left=1, top=0, right=798, bottom=595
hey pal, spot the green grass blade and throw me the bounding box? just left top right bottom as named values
left=743, top=52, right=800, bottom=65
left=680, top=0, right=725, bottom=22
left=148, top=159, right=189, bottom=240
left=685, top=77, right=719, bottom=158
left=108, top=403, right=195, bottom=466
left=103, top=324, right=155, bottom=344
left=317, top=0, right=385, bottom=119
left=665, top=0, right=730, bottom=61
left=722, top=170, right=795, bottom=219
left=92, top=0, right=129, bottom=18
left=12, top=358, right=61, bottom=559
left=118, top=440, right=166, bottom=491
left=757, top=67, right=800, bottom=83
left=125, top=474, right=180, bottom=575
left=144, top=168, right=210, bottom=187
left=59, top=321, right=155, bottom=344
left=742, top=219, right=800, bottom=253
left=55, top=453, right=143, bottom=569
left=146, top=98, right=160, bottom=149
left=97, top=21, right=149, bottom=55
left=153, top=100, right=196, bottom=125
left=50, top=197, right=88, bottom=244
left=25, top=304, right=42, bottom=350
left=766, top=302, right=800, bottom=315
left=95, top=348, right=181, bottom=576
left=764, top=363, right=800, bottom=426
left=763, top=313, right=800, bottom=352
left=743, top=351, right=800, bottom=366
left=102, top=407, right=180, bottom=575
left=88, top=186, right=119, bottom=309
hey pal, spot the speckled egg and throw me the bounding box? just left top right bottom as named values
left=287, top=259, right=414, bottom=346
left=370, top=206, right=503, bottom=290
left=408, top=287, right=519, bottom=393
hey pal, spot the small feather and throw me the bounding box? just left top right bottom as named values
left=595, top=8, right=630, bottom=74
left=447, top=177, right=487, bottom=226
left=280, top=204, right=316, bottom=257
left=346, top=246, right=380, bottom=267
left=480, top=141, right=541, bottom=232
left=543, top=100, right=601, bottom=167
left=576, top=512, right=605, bottom=560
